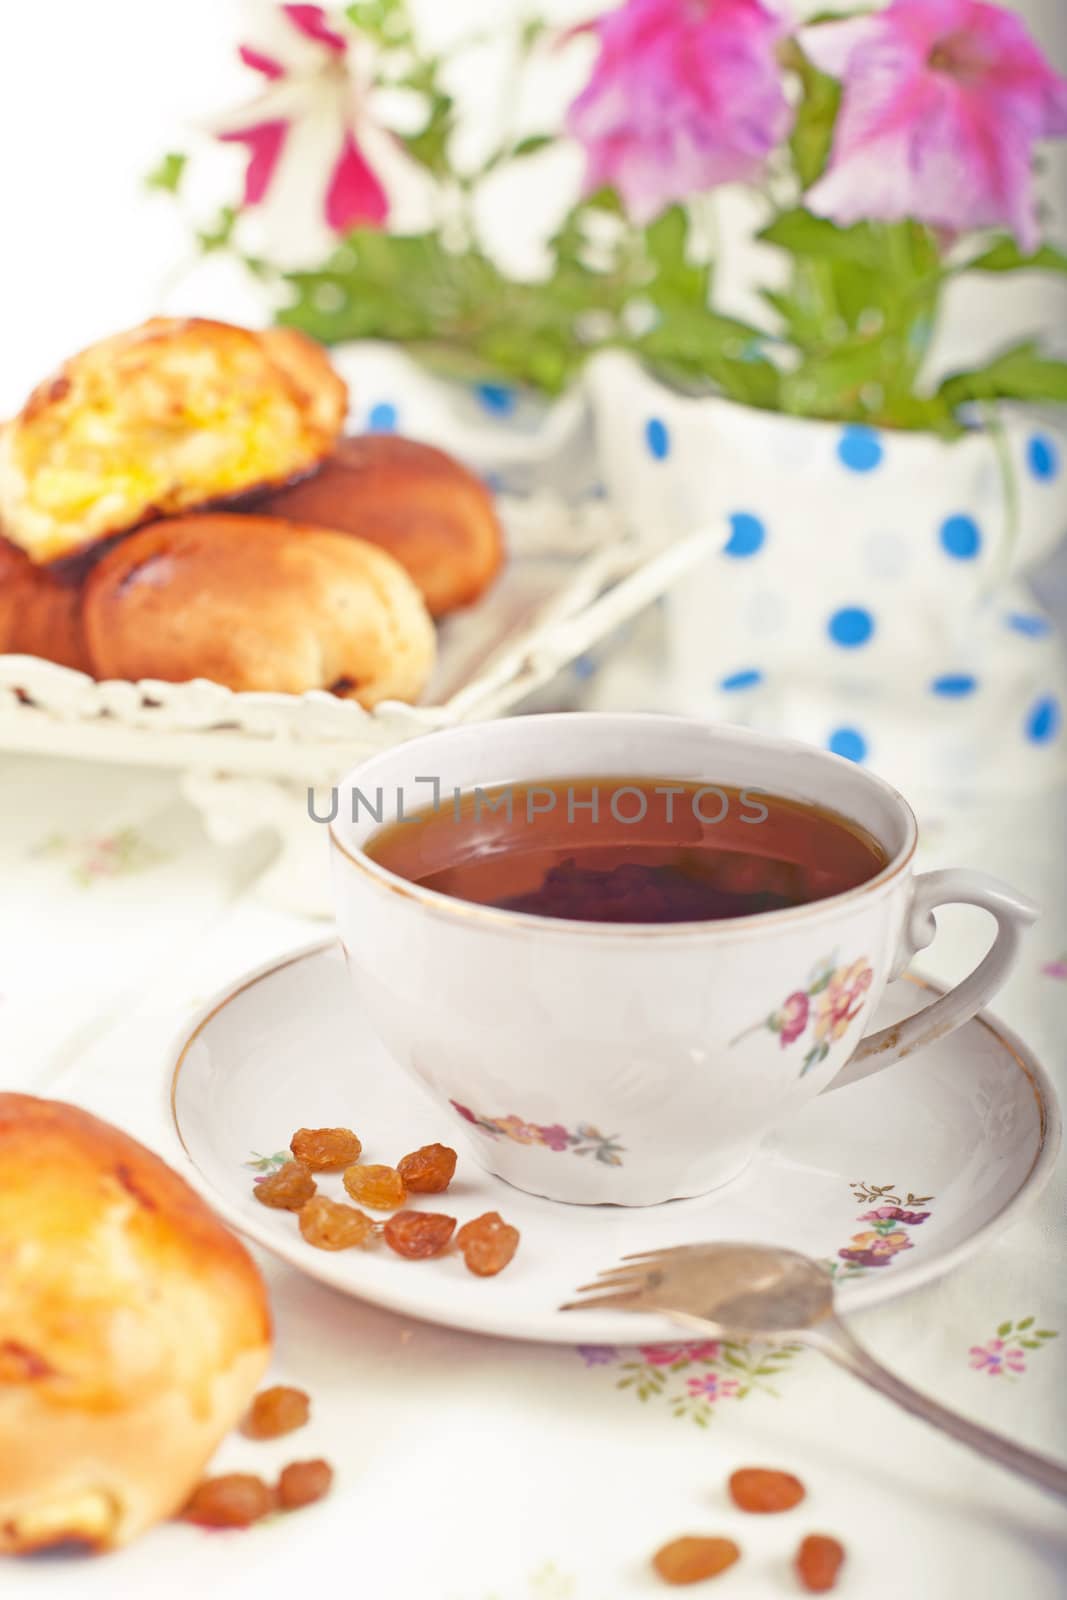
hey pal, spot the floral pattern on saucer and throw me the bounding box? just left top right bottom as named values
left=451, top=1102, right=626, bottom=1166
left=732, top=951, right=874, bottom=1075
left=825, top=1180, right=934, bottom=1279
left=576, top=1338, right=804, bottom=1427
left=969, top=1318, right=1057, bottom=1379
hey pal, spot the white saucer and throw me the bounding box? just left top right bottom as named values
left=169, top=941, right=1059, bottom=1345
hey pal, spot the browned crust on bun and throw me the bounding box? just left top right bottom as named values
left=255, top=434, right=504, bottom=617
left=83, top=513, right=436, bottom=706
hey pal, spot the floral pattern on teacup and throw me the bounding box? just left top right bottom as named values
left=451, top=1102, right=625, bottom=1166
left=969, top=1318, right=1057, bottom=1379
left=732, top=952, right=874, bottom=1075
left=1041, top=953, right=1067, bottom=979
left=824, top=1180, right=934, bottom=1279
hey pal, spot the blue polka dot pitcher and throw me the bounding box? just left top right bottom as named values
left=585, top=351, right=1067, bottom=821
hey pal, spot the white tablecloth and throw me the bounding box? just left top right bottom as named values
left=3, top=749, right=1066, bottom=1600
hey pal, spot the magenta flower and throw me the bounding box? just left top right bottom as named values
left=1042, top=957, right=1067, bottom=980
left=566, top=0, right=792, bottom=225
left=537, top=1124, right=574, bottom=1152
left=801, top=0, right=1067, bottom=250
left=775, top=991, right=810, bottom=1046
left=450, top=1100, right=478, bottom=1125
left=969, top=1338, right=1026, bottom=1376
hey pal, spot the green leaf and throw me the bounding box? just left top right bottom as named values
left=196, top=205, right=238, bottom=253
left=759, top=210, right=884, bottom=269
left=997, top=1321, right=1013, bottom=1337
left=510, top=134, right=554, bottom=160
left=346, top=0, right=412, bottom=46
left=1017, top=1317, right=1034, bottom=1330
left=145, top=151, right=187, bottom=194
left=1036, top=1331, right=1058, bottom=1340
left=1020, top=1340, right=1041, bottom=1349
left=938, top=341, right=1067, bottom=410
left=784, top=41, right=842, bottom=188
left=964, top=239, right=1067, bottom=276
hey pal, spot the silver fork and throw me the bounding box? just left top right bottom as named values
left=561, top=1241, right=1067, bottom=1500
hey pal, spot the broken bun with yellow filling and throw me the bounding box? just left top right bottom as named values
left=256, top=433, right=504, bottom=618
left=0, top=1093, right=272, bottom=1554
left=0, top=318, right=347, bottom=563
left=83, top=514, right=436, bottom=706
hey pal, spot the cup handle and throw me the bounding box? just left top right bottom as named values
left=825, top=870, right=1039, bottom=1093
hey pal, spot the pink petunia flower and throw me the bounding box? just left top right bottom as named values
left=208, top=4, right=428, bottom=264
left=1041, top=958, right=1067, bottom=980
left=566, top=0, right=792, bottom=225
left=801, top=0, right=1067, bottom=250
left=969, top=1338, right=1026, bottom=1375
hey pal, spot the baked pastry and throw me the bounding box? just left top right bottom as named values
left=0, top=535, right=93, bottom=672
left=84, top=514, right=436, bottom=705
left=256, top=434, right=504, bottom=617
left=0, top=318, right=347, bottom=563
left=0, top=1093, right=271, bottom=1553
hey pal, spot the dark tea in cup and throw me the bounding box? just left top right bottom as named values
left=364, top=776, right=886, bottom=924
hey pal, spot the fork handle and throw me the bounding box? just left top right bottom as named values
left=811, top=1317, right=1067, bottom=1500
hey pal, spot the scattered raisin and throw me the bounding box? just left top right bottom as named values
left=397, top=1143, right=457, bottom=1193
left=290, top=1127, right=362, bottom=1171
left=728, top=1467, right=805, bottom=1514
left=383, top=1209, right=456, bottom=1259
left=652, top=1536, right=740, bottom=1585
left=795, top=1535, right=845, bottom=1593
left=182, top=1474, right=274, bottom=1528
left=242, top=1385, right=310, bottom=1440
left=277, top=1459, right=334, bottom=1511
left=342, top=1163, right=406, bottom=1210
left=298, top=1195, right=376, bottom=1251
left=254, top=1161, right=315, bottom=1211
left=456, top=1211, right=520, bottom=1276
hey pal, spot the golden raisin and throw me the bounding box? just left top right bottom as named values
left=456, top=1211, right=520, bottom=1276
left=253, top=1160, right=315, bottom=1211
left=652, top=1536, right=740, bottom=1585
left=182, top=1474, right=274, bottom=1528
left=242, top=1385, right=310, bottom=1440
left=277, top=1459, right=334, bottom=1511
left=795, top=1534, right=845, bottom=1593
left=290, top=1127, right=362, bottom=1171
left=728, top=1467, right=805, bottom=1514
left=397, top=1142, right=457, bottom=1193
left=342, top=1163, right=406, bottom=1210
left=383, top=1209, right=456, bottom=1259
left=298, top=1195, right=376, bottom=1251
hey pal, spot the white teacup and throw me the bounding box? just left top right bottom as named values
left=330, top=714, right=1037, bottom=1206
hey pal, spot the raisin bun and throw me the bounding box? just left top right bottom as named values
left=83, top=514, right=436, bottom=705
left=0, top=318, right=347, bottom=562
left=0, top=1094, right=271, bottom=1554
left=255, top=434, right=504, bottom=617
left=0, top=535, right=93, bottom=672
